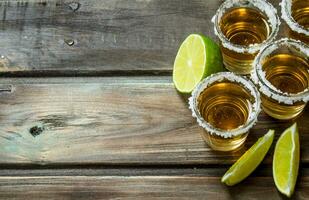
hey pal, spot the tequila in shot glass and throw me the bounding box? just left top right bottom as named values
left=212, top=0, right=280, bottom=74
left=281, top=0, right=309, bottom=44
left=189, top=72, right=261, bottom=151
left=252, top=38, right=309, bottom=120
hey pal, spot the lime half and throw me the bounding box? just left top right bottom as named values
left=173, top=34, right=223, bottom=93
left=273, top=123, right=300, bottom=197
left=222, top=130, right=275, bottom=186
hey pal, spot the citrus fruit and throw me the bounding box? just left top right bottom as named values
left=222, top=130, right=275, bottom=186
left=173, top=34, right=223, bottom=93
left=273, top=123, right=300, bottom=197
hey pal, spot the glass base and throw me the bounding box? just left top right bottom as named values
left=200, top=130, right=248, bottom=151
left=261, top=96, right=306, bottom=120
left=221, top=46, right=255, bottom=75
left=288, top=28, right=309, bottom=44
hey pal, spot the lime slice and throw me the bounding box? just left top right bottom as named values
left=173, top=34, right=223, bottom=93
left=273, top=123, right=300, bottom=197
left=222, top=130, right=275, bottom=186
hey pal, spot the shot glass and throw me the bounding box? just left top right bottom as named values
left=189, top=72, right=261, bottom=151
left=281, top=0, right=309, bottom=44
left=252, top=38, right=309, bottom=120
left=212, top=0, right=280, bottom=74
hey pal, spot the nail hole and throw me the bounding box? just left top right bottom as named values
left=67, top=2, right=81, bottom=12
left=38, top=2, right=47, bottom=6
left=64, top=39, right=75, bottom=46
left=29, top=126, right=44, bottom=137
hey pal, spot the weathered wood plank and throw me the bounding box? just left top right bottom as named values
left=0, top=0, right=282, bottom=75
left=0, top=173, right=308, bottom=199
left=0, top=77, right=308, bottom=165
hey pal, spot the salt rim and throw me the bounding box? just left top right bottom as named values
left=212, top=0, right=280, bottom=54
left=251, top=38, right=309, bottom=105
left=188, top=72, right=261, bottom=138
left=281, top=0, right=309, bottom=36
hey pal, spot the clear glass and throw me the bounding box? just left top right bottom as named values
left=252, top=38, right=309, bottom=120
left=189, top=72, right=261, bottom=151
left=213, top=0, right=280, bottom=74
left=281, top=0, right=309, bottom=44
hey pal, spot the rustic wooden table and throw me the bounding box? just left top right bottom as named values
left=0, top=0, right=308, bottom=199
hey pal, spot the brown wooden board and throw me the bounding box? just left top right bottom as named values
left=0, top=0, right=285, bottom=76
left=0, top=77, right=307, bottom=165
left=0, top=171, right=308, bottom=199
left=0, top=0, right=308, bottom=199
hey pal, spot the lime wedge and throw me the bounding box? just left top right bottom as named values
left=273, top=123, right=300, bottom=197
left=173, top=34, right=223, bottom=93
left=222, top=130, right=275, bottom=186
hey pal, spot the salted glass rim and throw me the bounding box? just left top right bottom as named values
left=251, top=38, right=309, bottom=105
left=212, top=0, right=280, bottom=54
left=281, top=0, right=309, bottom=36
left=189, top=72, right=261, bottom=138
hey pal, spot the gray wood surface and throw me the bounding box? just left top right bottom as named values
left=0, top=77, right=308, bottom=165
left=0, top=0, right=283, bottom=76
left=0, top=0, right=307, bottom=199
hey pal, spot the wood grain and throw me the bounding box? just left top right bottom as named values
left=0, top=0, right=283, bottom=76
left=0, top=173, right=308, bottom=199
left=0, top=77, right=308, bottom=165
left=0, top=1, right=306, bottom=199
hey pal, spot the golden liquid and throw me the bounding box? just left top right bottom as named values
left=197, top=82, right=253, bottom=151
left=219, top=7, right=270, bottom=74
left=289, top=0, right=309, bottom=43
left=261, top=54, right=309, bottom=120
